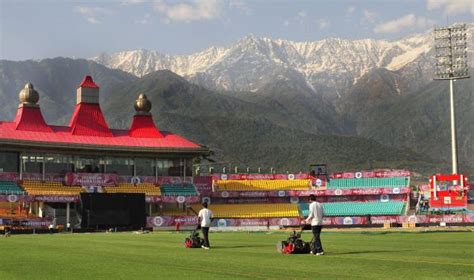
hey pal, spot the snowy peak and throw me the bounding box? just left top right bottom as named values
left=92, top=25, right=473, bottom=94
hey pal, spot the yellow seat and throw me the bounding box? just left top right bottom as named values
left=191, top=203, right=299, bottom=218
left=214, top=179, right=310, bottom=191
left=104, top=183, right=161, bottom=196
left=21, top=180, right=82, bottom=195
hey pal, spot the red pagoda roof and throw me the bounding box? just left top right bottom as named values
left=0, top=75, right=204, bottom=152
left=14, top=106, right=52, bottom=133
left=79, top=75, right=99, bottom=88
left=69, top=103, right=113, bottom=137
left=129, top=114, right=164, bottom=138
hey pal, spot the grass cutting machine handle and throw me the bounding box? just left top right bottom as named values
left=184, top=204, right=201, bottom=229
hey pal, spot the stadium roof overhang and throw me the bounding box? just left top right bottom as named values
left=0, top=138, right=210, bottom=158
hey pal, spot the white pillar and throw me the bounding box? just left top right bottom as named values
left=66, top=202, right=70, bottom=227
left=38, top=202, right=44, bottom=217
left=449, top=79, right=458, bottom=175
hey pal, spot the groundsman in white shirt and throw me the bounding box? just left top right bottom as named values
left=198, top=202, right=213, bottom=249
left=304, top=194, right=325, bottom=255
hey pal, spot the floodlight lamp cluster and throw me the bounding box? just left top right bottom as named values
left=434, top=24, right=470, bottom=80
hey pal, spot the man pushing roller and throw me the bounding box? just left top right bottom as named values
left=304, top=195, right=325, bottom=255
left=198, top=202, right=213, bottom=250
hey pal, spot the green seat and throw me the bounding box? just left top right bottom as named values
left=300, top=201, right=405, bottom=216
left=0, top=181, right=25, bottom=195
left=160, top=183, right=198, bottom=196
left=327, top=177, right=409, bottom=189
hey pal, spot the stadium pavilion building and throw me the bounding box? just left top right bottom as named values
left=0, top=76, right=208, bottom=230
left=0, top=76, right=208, bottom=177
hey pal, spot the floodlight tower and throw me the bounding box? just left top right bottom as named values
left=433, top=24, right=470, bottom=175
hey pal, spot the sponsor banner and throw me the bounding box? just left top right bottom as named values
left=160, top=195, right=200, bottom=204
left=34, top=196, right=79, bottom=203
left=37, top=173, right=65, bottom=182
left=211, top=198, right=289, bottom=204
left=1, top=194, right=160, bottom=203
left=370, top=214, right=474, bottom=224
left=23, top=172, right=42, bottom=181
left=323, top=195, right=406, bottom=203
left=65, top=173, right=118, bottom=186
left=213, top=217, right=301, bottom=227
left=210, top=196, right=406, bottom=204
left=342, top=172, right=355, bottom=179
left=0, top=195, right=79, bottom=203
left=21, top=220, right=52, bottom=228
left=0, top=218, right=52, bottom=228
left=330, top=170, right=410, bottom=179
left=118, top=176, right=156, bottom=184
left=147, top=216, right=302, bottom=227
left=147, top=216, right=199, bottom=227
left=0, top=172, right=64, bottom=182
left=0, top=195, right=35, bottom=203
left=210, top=187, right=410, bottom=198
left=211, top=173, right=313, bottom=181
left=148, top=214, right=474, bottom=227
left=323, top=216, right=369, bottom=225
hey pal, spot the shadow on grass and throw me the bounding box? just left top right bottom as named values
left=356, top=230, right=473, bottom=235
left=210, top=244, right=271, bottom=249
left=329, top=249, right=414, bottom=255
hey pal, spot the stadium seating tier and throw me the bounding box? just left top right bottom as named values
left=214, top=179, right=311, bottom=191
left=0, top=181, right=25, bottom=195
left=327, top=177, right=409, bottom=189
left=160, top=184, right=198, bottom=196
left=104, top=183, right=161, bottom=195
left=192, top=203, right=299, bottom=218
left=300, top=201, right=405, bottom=216
left=21, top=180, right=82, bottom=195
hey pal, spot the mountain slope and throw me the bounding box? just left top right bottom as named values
left=103, top=70, right=344, bottom=135
left=103, top=70, right=441, bottom=173
left=353, top=75, right=473, bottom=174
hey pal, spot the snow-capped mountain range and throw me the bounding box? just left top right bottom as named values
left=92, top=25, right=473, bottom=96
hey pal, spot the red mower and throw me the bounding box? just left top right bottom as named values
left=184, top=226, right=204, bottom=248
left=277, top=226, right=313, bottom=254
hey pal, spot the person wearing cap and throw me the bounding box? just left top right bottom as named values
left=305, top=194, right=325, bottom=255
left=198, top=202, right=213, bottom=250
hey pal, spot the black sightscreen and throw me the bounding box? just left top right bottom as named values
left=80, top=193, right=146, bottom=230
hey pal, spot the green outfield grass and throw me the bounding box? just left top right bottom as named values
left=0, top=230, right=473, bottom=279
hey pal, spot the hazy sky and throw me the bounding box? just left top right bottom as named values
left=0, top=0, right=472, bottom=60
